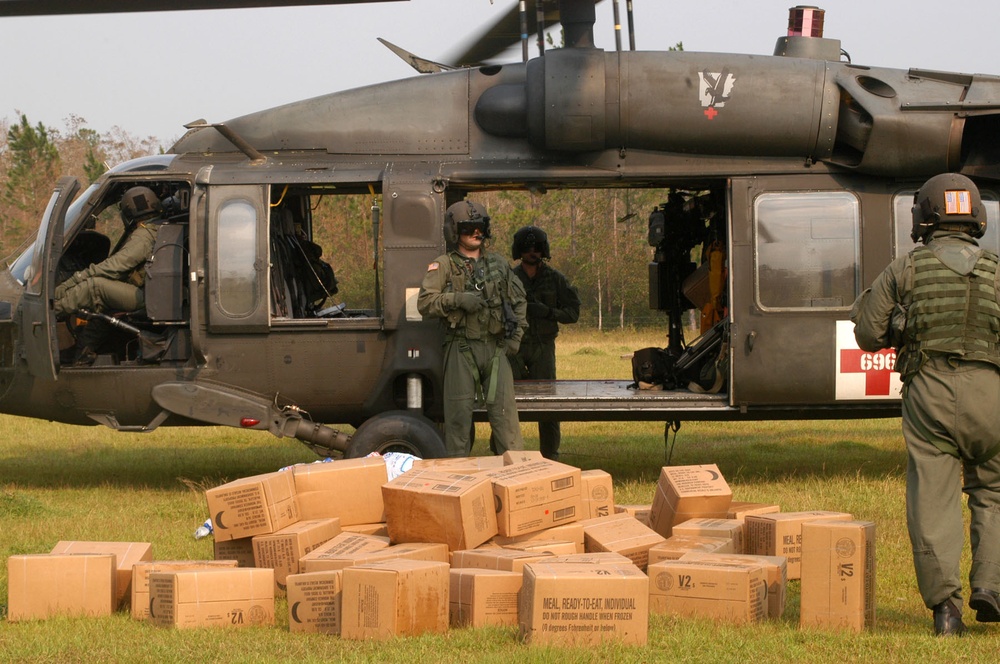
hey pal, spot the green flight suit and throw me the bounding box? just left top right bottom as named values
left=852, top=231, right=1000, bottom=611
left=53, top=221, right=161, bottom=318
left=418, top=249, right=528, bottom=457
left=508, top=261, right=580, bottom=459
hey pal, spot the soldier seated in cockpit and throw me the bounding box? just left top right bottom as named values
left=54, top=186, right=166, bottom=364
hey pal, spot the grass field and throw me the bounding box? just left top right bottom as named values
left=1, top=328, right=997, bottom=662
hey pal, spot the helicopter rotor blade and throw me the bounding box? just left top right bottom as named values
left=0, top=0, right=393, bottom=16
left=447, top=0, right=602, bottom=67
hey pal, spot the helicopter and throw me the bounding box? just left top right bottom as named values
left=3, top=1, right=1000, bottom=460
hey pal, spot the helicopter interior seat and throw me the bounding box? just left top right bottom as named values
left=270, top=207, right=306, bottom=318
left=143, top=220, right=189, bottom=323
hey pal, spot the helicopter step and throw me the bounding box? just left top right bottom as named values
left=479, top=379, right=900, bottom=423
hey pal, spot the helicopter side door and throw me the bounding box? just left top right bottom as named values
left=20, top=177, right=80, bottom=380
left=729, top=174, right=874, bottom=410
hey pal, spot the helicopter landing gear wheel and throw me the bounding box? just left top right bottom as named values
left=344, top=410, right=446, bottom=459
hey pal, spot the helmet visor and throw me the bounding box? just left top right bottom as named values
left=458, top=221, right=487, bottom=236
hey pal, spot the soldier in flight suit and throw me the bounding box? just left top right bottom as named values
left=852, top=173, right=1000, bottom=636
left=505, top=225, right=580, bottom=460
left=418, top=200, right=528, bottom=456
left=54, top=186, right=164, bottom=362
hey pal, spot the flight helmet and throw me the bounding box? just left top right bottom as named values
left=511, top=225, right=551, bottom=260
left=120, top=186, right=163, bottom=225
left=444, top=200, right=491, bottom=247
left=911, top=173, right=985, bottom=243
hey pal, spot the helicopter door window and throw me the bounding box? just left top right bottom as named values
left=216, top=200, right=260, bottom=317
left=892, top=191, right=1000, bottom=259
left=754, top=191, right=860, bottom=310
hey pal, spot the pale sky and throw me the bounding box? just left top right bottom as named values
left=1, top=0, right=998, bottom=147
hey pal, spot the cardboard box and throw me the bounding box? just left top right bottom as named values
left=648, top=559, right=768, bottom=623
left=382, top=469, right=498, bottom=550
left=50, top=540, right=152, bottom=609
left=503, top=450, right=545, bottom=465
left=342, top=523, right=389, bottom=537
left=491, top=521, right=585, bottom=553
left=484, top=459, right=582, bottom=537
left=672, top=518, right=746, bottom=554
left=132, top=560, right=239, bottom=620
left=648, top=535, right=735, bottom=564
left=7, top=553, right=117, bottom=621
left=298, top=532, right=392, bottom=572
left=501, top=539, right=578, bottom=556
left=581, top=513, right=665, bottom=570
left=581, top=469, right=614, bottom=519
left=286, top=570, right=343, bottom=634
left=205, top=470, right=299, bottom=541
left=545, top=552, right=636, bottom=566
left=292, top=457, right=388, bottom=525
left=411, top=456, right=505, bottom=472
left=800, top=520, right=876, bottom=632
left=341, top=560, right=450, bottom=640
left=301, top=542, right=449, bottom=573
left=728, top=501, right=781, bottom=521
left=519, top=562, right=649, bottom=646
left=214, top=537, right=256, bottom=568
left=745, top=511, right=853, bottom=580
left=252, top=518, right=342, bottom=593
left=450, top=568, right=523, bottom=627
left=452, top=548, right=554, bottom=573
left=148, top=568, right=275, bottom=629
left=648, top=465, right=732, bottom=538
left=615, top=504, right=652, bottom=526
left=679, top=552, right=788, bottom=619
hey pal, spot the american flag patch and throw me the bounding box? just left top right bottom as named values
left=427, top=261, right=440, bottom=271
left=944, top=190, right=972, bottom=215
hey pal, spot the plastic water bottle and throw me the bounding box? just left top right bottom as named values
left=193, top=518, right=213, bottom=540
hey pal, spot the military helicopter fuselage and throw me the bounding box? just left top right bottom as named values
left=4, top=5, right=1000, bottom=458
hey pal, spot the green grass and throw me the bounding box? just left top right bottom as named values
left=1, top=328, right=998, bottom=662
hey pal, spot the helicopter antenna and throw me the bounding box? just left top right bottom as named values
left=626, top=0, right=635, bottom=50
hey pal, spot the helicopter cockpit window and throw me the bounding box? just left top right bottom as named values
left=892, top=190, right=1000, bottom=259
left=754, top=191, right=860, bottom=310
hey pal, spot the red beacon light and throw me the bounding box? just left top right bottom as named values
left=787, top=5, right=825, bottom=38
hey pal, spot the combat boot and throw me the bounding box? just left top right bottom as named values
left=932, top=598, right=967, bottom=636
left=970, top=588, right=1000, bottom=623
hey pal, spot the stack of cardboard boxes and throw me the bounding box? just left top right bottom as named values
left=5, top=457, right=876, bottom=640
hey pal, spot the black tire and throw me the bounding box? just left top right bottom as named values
left=345, top=410, right=447, bottom=459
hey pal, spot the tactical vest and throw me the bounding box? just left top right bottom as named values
left=516, top=264, right=560, bottom=342
left=898, top=245, right=1000, bottom=380
left=444, top=251, right=509, bottom=340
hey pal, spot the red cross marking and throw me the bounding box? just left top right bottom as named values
left=840, top=348, right=896, bottom=396
left=704, top=106, right=718, bottom=120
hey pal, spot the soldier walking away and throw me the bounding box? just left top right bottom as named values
left=502, top=225, right=580, bottom=460
left=54, top=186, right=166, bottom=365
left=852, top=173, right=1000, bottom=636
left=418, top=200, right=528, bottom=456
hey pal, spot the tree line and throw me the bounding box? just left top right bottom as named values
left=0, top=113, right=677, bottom=330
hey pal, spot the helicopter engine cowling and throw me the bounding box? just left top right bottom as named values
left=474, top=47, right=980, bottom=177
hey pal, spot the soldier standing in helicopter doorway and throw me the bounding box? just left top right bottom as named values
left=418, top=201, right=528, bottom=456
left=501, top=225, right=580, bottom=460
left=852, top=173, right=1000, bottom=637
